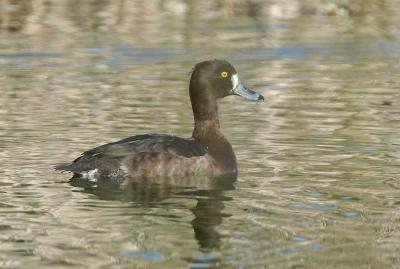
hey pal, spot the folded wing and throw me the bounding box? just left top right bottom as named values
left=55, top=134, right=208, bottom=174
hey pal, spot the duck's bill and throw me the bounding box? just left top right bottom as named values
left=231, top=74, right=264, bottom=101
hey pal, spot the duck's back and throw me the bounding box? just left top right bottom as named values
left=55, top=134, right=222, bottom=178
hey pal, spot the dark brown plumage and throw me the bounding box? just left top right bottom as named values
left=55, top=59, right=263, bottom=179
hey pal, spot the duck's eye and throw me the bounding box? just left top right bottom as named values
left=220, top=71, right=229, bottom=78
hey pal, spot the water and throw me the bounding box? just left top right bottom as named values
left=1, top=0, right=400, bottom=268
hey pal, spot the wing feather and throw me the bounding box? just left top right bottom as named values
left=55, top=134, right=207, bottom=173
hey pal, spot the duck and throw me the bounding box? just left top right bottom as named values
left=55, top=59, right=264, bottom=179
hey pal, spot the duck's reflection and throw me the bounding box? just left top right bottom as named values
left=69, top=174, right=236, bottom=252
left=190, top=190, right=232, bottom=250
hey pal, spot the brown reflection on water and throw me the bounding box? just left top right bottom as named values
left=1, top=0, right=400, bottom=43
left=0, top=0, right=32, bottom=32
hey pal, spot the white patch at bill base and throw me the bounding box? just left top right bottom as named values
left=231, top=74, right=239, bottom=91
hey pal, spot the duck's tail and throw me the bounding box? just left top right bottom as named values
left=54, top=163, right=72, bottom=172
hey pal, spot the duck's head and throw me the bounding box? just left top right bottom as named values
left=189, top=59, right=264, bottom=121
left=190, top=59, right=264, bottom=102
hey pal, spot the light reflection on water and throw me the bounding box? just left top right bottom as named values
left=1, top=0, right=400, bottom=268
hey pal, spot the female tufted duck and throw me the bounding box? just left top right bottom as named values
left=56, top=60, right=264, bottom=178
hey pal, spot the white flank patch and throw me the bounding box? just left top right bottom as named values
left=120, top=164, right=129, bottom=175
left=80, top=169, right=98, bottom=180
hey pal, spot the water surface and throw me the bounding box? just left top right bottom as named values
left=1, top=1, right=400, bottom=268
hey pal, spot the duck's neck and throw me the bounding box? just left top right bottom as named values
left=189, top=80, right=237, bottom=172
left=190, top=88, right=222, bottom=140
left=193, top=118, right=236, bottom=171
left=192, top=119, right=221, bottom=141
left=191, top=102, right=237, bottom=173
left=190, top=81, right=219, bottom=123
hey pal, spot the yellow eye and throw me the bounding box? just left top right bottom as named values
left=220, top=71, right=229, bottom=78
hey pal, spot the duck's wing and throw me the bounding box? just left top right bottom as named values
left=55, top=134, right=208, bottom=173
